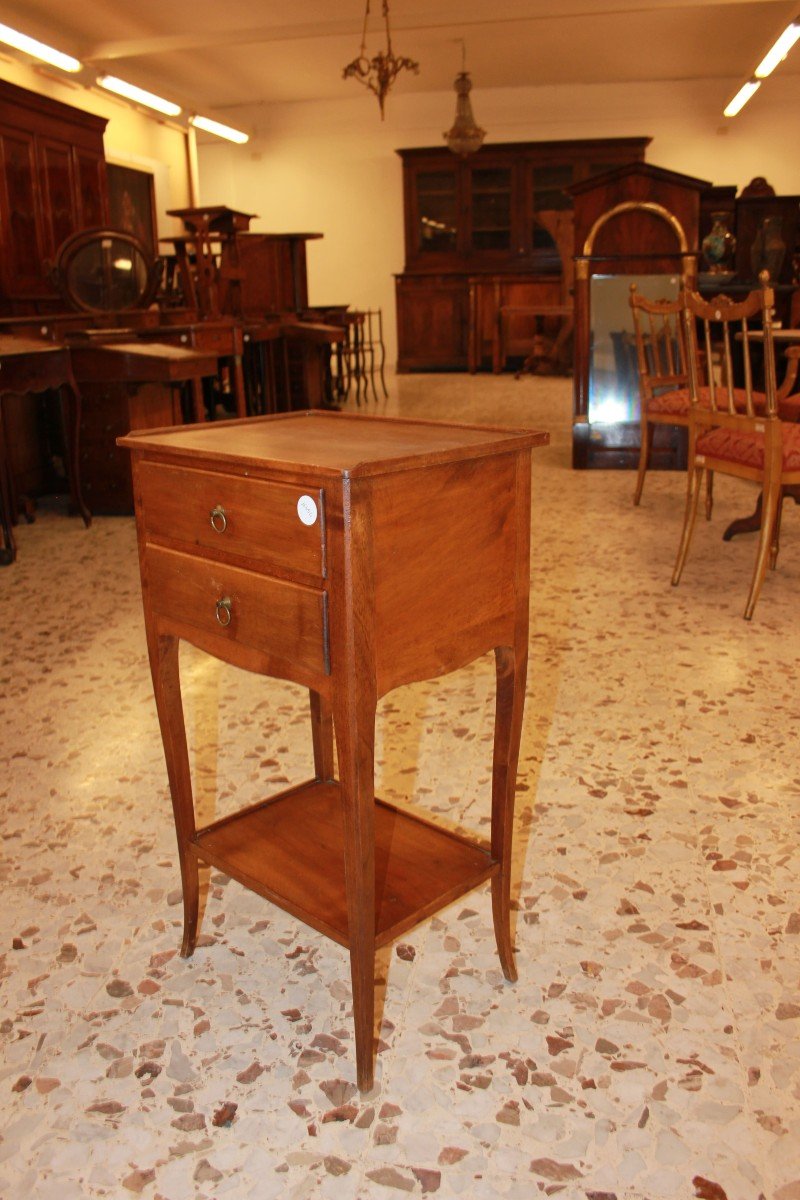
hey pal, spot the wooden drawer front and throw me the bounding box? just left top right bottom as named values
left=146, top=545, right=329, bottom=677
left=138, top=461, right=325, bottom=578
left=173, top=327, right=235, bottom=356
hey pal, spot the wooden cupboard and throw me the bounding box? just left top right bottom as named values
left=0, top=79, right=108, bottom=314
left=395, top=138, right=649, bottom=371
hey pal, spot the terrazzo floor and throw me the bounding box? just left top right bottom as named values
left=1, top=372, right=799, bottom=1200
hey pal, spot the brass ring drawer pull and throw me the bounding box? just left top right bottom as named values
left=215, top=596, right=232, bottom=627
left=210, top=505, right=227, bottom=533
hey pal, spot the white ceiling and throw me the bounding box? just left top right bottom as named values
left=1, top=0, right=798, bottom=117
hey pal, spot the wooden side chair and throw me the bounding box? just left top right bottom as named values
left=630, top=283, right=800, bottom=510
left=671, top=274, right=800, bottom=619
left=629, top=287, right=697, bottom=508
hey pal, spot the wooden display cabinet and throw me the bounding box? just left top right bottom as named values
left=395, top=138, right=649, bottom=372
left=0, top=79, right=108, bottom=313
left=120, top=410, right=548, bottom=1090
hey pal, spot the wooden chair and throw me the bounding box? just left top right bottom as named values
left=630, top=283, right=800, bottom=509
left=671, top=274, right=800, bottom=619
left=629, top=287, right=697, bottom=508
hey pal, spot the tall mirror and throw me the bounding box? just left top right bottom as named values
left=589, top=272, right=681, bottom=426
left=569, top=163, right=709, bottom=468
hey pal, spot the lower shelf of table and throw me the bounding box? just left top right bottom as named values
left=190, top=779, right=497, bottom=949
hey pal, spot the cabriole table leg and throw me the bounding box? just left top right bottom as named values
left=147, top=630, right=200, bottom=958
left=490, top=644, right=527, bottom=983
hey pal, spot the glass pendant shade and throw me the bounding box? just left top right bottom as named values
left=444, top=71, right=485, bottom=156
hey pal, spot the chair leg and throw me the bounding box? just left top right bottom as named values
left=745, top=476, right=781, bottom=620
left=672, top=464, right=704, bottom=586
left=633, top=420, right=652, bottom=506
left=704, top=469, right=714, bottom=520
left=769, top=489, right=784, bottom=570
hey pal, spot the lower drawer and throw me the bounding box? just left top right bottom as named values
left=145, top=544, right=329, bottom=677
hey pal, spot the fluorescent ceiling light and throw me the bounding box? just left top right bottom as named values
left=723, top=80, right=760, bottom=117
left=0, top=20, right=81, bottom=72
left=190, top=115, right=249, bottom=144
left=755, top=22, right=800, bottom=77
left=98, top=75, right=181, bottom=117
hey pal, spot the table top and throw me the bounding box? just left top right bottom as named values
left=119, top=411, right=549, bottom=479
left=0, top=335, right=67, bottom=359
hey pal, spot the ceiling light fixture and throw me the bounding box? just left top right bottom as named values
left=190, top=115, right=249, bottom=144
left=723, top=79, right=761, bottom=117
left=724, top=17, right=800, bottom=115
left=0, top=20, right=81, bottom=73
left=444, top=40, right=485, bottom=157
left=97, top=74, right=181, bottom=117
left=342, top=0, right=419, bottom=119
left=755, top=20, right=800, bottom=76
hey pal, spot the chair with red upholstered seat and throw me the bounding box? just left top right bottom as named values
left=629, top=286, right=715, bottom=512
left=671, top=274, right=800, bottom=619
left=630, top=285, right=800, bottom=511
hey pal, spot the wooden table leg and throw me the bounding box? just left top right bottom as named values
left=490, top=645, right=526, bottom=982
left=724, top=485, right=800, bottom=541
left=147, top=629, right=199, bottom=958
left=0, top=398, right=16, bottom=564
left=62, top=372, right=92, bottom=528
left=232, top=354, right=247, bottom=418
left=333, top=678, right=377, bottom=1092
left=309, top=689, right=335, bottom=782
left=191, top=378, right=206, bottom=423
left=723, top=490, right=763, bottom=541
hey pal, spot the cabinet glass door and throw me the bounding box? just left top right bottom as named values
left=470, top=168, right=511, bottom=252
left=416, top=169, right=458, bottom=253
left=531, top=165, right=573, bottom=273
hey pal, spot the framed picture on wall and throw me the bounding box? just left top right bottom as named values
left=107, top=163, right=157, bottom=255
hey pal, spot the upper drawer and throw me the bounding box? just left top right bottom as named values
left=137, top=460, right=325, bottom=578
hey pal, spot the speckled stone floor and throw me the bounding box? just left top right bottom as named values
left=1, top=373, right=799, bottom=1200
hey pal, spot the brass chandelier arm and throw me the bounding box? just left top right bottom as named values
left=342, top=0, right=420, bottom=118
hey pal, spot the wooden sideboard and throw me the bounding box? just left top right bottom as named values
left=395, top=138, right=649, bottom=372
left=120, top=410, right=548, bottom=1090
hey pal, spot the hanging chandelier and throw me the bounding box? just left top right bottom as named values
left=444, top=41, right=485, bottom=157
left=342, top=0, right=419, bottom=118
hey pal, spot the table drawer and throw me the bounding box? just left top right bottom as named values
left=172, top=328, right=237, bottom=356
left=145, top=544, right=329, bottom=677
left=137, top=460, right=325, bottom=578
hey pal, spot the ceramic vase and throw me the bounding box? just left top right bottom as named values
left=702, top=212, right=736, bottom=275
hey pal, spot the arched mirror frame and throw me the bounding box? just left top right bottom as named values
left=572, top=200, right=697, bottom=467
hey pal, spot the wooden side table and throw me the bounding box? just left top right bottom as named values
left=119, top=411, right=548, bottom=1090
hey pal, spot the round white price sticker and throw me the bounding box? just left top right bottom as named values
left=296, top=495, right=318, bottom=526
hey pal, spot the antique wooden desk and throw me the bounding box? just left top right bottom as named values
left=0, top=336, right=91, bottom=564
left=70, top=341, right=218, bottom=514
left=119, top=411, right=547, bottom=1089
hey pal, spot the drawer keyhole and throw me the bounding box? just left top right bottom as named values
left=210, top=505, right=227, bottom=533
left=215, top=596, right=232, bottom=627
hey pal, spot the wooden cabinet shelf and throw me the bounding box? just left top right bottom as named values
left=193, top=779, right=496, bottom=949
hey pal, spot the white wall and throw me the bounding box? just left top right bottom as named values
left=198, top=73, right=800, bottom=366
